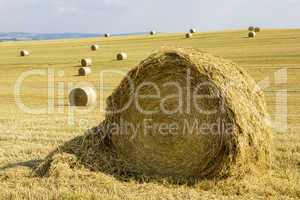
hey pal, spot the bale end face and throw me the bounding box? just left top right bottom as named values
left=91, top=45, right=99, bottom=51
left=185, top=33, right=193, bottom=38
left=78, top=67, right=92, bottom=76
left=117, top=52, right=128, bottom=60
left=20, top=50, right=29, bottom=57
left=104, top=33, right=110, bottom=38
left=150, top=31, right=156, bottom=35
left=81, top=58, right=92, bottom=67
left=254, top=27, right=261, bottom=32
left=69, top=87, right=96, bottom=106
left=248, top=26, right=255, bottom=31
left=248, top=31, right=256, bottom=38
left=190, top=29, right=196, bottom=34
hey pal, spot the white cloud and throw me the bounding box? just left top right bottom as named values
left=0, top=0, right=299, bottom=33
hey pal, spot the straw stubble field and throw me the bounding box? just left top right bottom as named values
left=0, top=29, right=299, bottom=199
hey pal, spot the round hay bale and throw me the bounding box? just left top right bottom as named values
left=248, top=26, right=255, bottom=31
left=78, top=67, right=92, bottom=76
left=150, top=30, right=156, bottom=35
left=69, top=87, right=96, bottom=106
left=81, top=58, right=92, bottom=67
left=104, top=33, right=110, bottom=38
left=116, top=52, right=128, bottom=60
left=20, top=50, right=29, bottom=57
left=185, top=33, right=193, bottom=38
left=91, top=44, right=99, bottom=51
left=254, top=27, right=261, bottom=32
left=190, top=28, right=196, bottom=33
left=248, top=31, right=256, bottom=38
left=102, top=48, right=271, bottom=178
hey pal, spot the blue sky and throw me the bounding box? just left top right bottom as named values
left=0, top=0, right=299, bottom=33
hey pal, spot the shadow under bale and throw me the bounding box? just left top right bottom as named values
left=34, top=48, right=272, bottom=184
left=1, top=160, right=43, bottom=171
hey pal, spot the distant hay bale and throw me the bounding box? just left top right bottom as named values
left=81, top=58, right=92, bottom=67
left=190, top=29, right=196, bottom=33
left=248, top=31, right=256, bottom=38
left=20, top=50, right=29, bottom=57
left=185, top=33, right=193, bottom=38
left=150, top=30, right=156, bottom=35
left=91, top=44, right=99, bottom=51
left=254, top=27, right=261, bottom=32
left=78, top=67, right=92, bottom=76
left=248, top=26, right=255, bottom=31
left=36, top=48, right=271, bottom=181
left=116, top=52, right=128, bottom=60
left=69, top=87, right=96, bottom=106
left=104, top=33, right=110, bottom=38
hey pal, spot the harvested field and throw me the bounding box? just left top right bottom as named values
left=0, top=29, right=299, bottom=200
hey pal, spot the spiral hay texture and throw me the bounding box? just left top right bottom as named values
left=20, top=50, right=29, bottom=57
left=248, top=31, right=256, bottom=38
left=102, top=48, right=271, bottom=178
left=36, top=48, right=271, bottom=180
left=81, top=58, right=92, bottom=67
left=69, top=87, right=96, bottom=106
left=78, top=67, right=91, bottom=76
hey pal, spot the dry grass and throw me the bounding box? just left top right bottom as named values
left=0, top=29, right=300, bottom=199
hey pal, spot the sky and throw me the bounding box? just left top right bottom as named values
left=0, top=0, right=299, bottom=34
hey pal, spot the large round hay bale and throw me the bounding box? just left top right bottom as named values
left=69, top=87, right=96, bottom=106
left=78, top=67, right=92, bottom=76
left=185, top=33, right=193, bottom=38
left=150, top=30, right=156, bottom=35
left=104, top=33, right=110, bottom=38
left=254, top=27, right=261, bottom=32
left=20, top=50, right=29, bottom=57
left=116, top=52, right=128, bottom=60
left=248, top=31, right=256, bottom=38
left=81, top=58, right=92, bottom=67
left=91, top=44, right=99, bottom=51
left=102, top=48, right=271, bottom=178
left=248, top=26, right=254, bottom=31
left=190, top=28, right=196, bottom=33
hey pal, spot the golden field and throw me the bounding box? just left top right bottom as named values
left=0, top=29, right=299, bottom=199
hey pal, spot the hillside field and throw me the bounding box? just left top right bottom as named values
left=0, top=29, right=299, bottom=199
